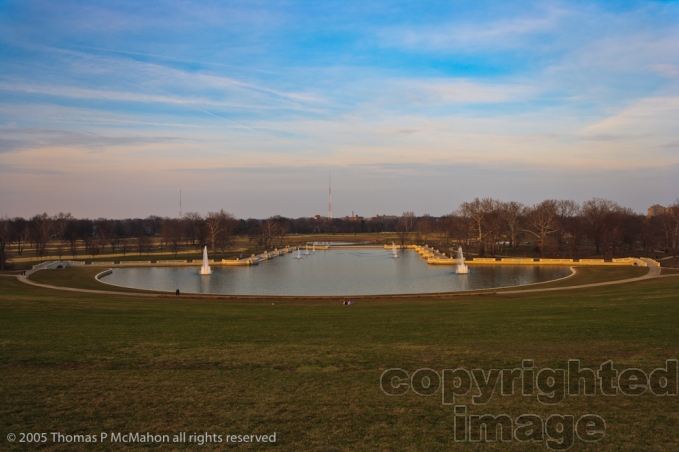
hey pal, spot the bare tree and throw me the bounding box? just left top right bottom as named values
left=120, top=238, right=130, bottom=256
left=31, top=213, right=53, bottom=258
left=184, top=212, right=202, bottom=246
left=582, top=198, right=618, bottom=255
left=555, top=200, right=580, bottom=255
left=161, top=218, right=182, bottom=258
left=435, top=214, right=455, bottom=245
left=662, top=200, right=679, bottom=263
left=524, top=200, right=559, bottom=256
left=459, top=198, right=488, bottom=256
left=416, top=214, right=433, bottom=242
left=500, top=201, right=525, bottom=250
left=136, top=234, right=151, bottom=255
left=205, top=209, right=236, bottom=254
left=261, top=218, right=279, bottom=249
left=395, top=212, right=416, bottom=247
left=95, top=218, right=111, bottom=251
left=89, top=243, right=100, bottom=259
left=0, top=216, right=9, bottom=270
left=12, top=217, right=29, bottom=256
left=482, top=199, right=504, bottom=256
left=271, top=215, right=289, bottom=246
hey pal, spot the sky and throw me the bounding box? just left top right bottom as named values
left=1, top=0, right=678, bottom=219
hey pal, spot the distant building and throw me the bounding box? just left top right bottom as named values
left=648, top=205, right=667, bottom=218
left=342, top=215, right=363, bottom=222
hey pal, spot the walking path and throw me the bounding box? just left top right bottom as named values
left=497, top=259, right=666, bottom=295
left=9, top=258, right=676, bottom=299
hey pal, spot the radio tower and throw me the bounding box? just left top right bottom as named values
left=328, top=171, right=332, bottom=219
left=179, top=189, right=182, bottom=219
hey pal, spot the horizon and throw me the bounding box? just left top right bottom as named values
left=1, top=1, right=678, bottom=218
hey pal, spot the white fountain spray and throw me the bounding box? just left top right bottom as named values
left=392, top=241, right=398, bottom=258
left=306, top=244, right=309, bottom=256
left=200, top=246, right=213, bottom=275
left=312, top=243, right=316, bottom=253
left=297, top=246, right=301, bottom=259
left=456, top=246, right=469, bottom=274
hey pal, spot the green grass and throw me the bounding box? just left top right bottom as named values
left=28, top=268, right=166, bottom=294
left=496, top=265, right=649, bottom=291
left=1, top=276, right=679, bottom=450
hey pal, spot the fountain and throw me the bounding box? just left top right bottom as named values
left=306, top=244, right=309, bottom=256
left=392, top=242, right=398, bottom=258
left=312, top=243, right=315, bottom=253
left=200, top=246, right=213, bottom=275
left=456, top=246, right=469, bottom=274
left=296, top=247, right=301, bottom=259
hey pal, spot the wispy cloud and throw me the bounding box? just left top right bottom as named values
left=0, top=128, right=190, bottom=153
left=376, top=4, right=570, bottom=52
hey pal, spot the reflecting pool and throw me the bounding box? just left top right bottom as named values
left=100, top=248, right=571, bottom=296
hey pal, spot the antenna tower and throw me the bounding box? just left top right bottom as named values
left=328, top=171, right=332, bottom=219
left=179, top=189, right=182, bottom=219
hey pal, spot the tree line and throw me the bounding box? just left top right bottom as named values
left=1, top=197, right=678, bottom=270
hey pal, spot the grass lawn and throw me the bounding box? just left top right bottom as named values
left=495, top=265, right=649, bottom=291
left=28, top=268, right=166, bottom=294
left=1, top=275, right=678, bottom=451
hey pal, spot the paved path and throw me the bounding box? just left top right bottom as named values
left=16, top=273, right=161, bottom=297
left=11, top=259, right=676, bottom=299
left=498, top=259, right=665, bottom=295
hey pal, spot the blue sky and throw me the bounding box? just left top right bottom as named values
left=1, top=0, right=678, bottom=218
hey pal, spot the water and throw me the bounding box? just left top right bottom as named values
left=100, top=248, right=571, bottom=296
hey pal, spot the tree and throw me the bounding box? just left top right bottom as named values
left=481, top=199, right=504, bottom=256
left=204, top=209, right=236, bottom=254
left=582, top=198, right=618, bottom=255
left=12, top=217, right=29, bottom=256
left=120, top=238, right=130, bottom=256
left=31, top=213, right=53, bottom=258
left=662, top=200, right=679, bottom=263
left=416, top=214, right=433, bottom=242
left=261, top=218, right=279, bottom=249
left=435, top=214, right=455, bottom=245
left=271, top=216, right=289, bottom=246
left=78, top=219, right=94, bottom=255
left=602, top=207, right=637, bottom=257
left=161, top=218, right=182, bottom=258
left=0, top=216, right=9, bottom=270
left=459, top=198, right=487, bottom=255
left=395, top=212, right=416, bottom=247
left=183, top=212, right=202, bottom=246
left=524, top=200, right=559, bottom=256
left=95, top=218, right=111, bottom=251
left=136, top=234, right=151, bottom=255
left=500, top=201, right=525, bottom=250
left=555, top=200, right=580, bottom=255
left=64, top=220, right=79, bottom=257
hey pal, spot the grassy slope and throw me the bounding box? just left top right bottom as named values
left=28, top=268, right=166, bottom=294
left=1, top=277, right=678, bottom=451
